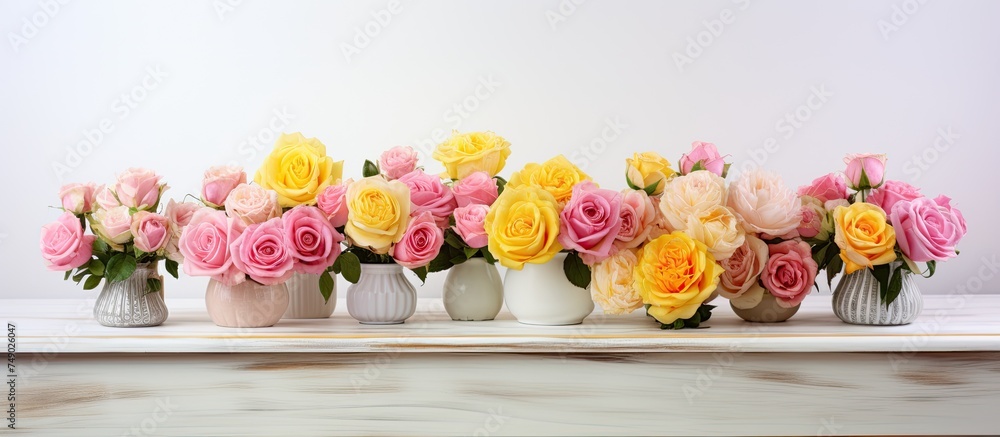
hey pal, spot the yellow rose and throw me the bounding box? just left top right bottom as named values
left=433, top=131, right=511, bottom=180
left=833, top=203, right=897, bottom=274
left=484, top=185, right=562, bottom=270
left=345, top=176, right=411, bottom=255
left=626, top=152, right=676, bottom=195
left=635, top=231, right=722, bottom=325
left=255, top=133, right=344, bottom=208
left=591, top=249, right=642, bottom=315
left=507, top=155, right=591, bottom=205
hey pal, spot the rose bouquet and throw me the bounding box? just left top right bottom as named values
left=41, top=168, right=180, bottom=293
left=809, top=154, right=966, bottom=306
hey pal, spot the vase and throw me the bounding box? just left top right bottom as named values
left=346, top=263, right=417, bottom=325
left=92, top=262, right=169, bottom=328
left=443, top=258, right=504, bottom=321
left=282, top=271, right=337, bottom=319
left=730, top=291, right=800, bottom=323
left=503, top=253, right=595, bottom=325
left=205, top=279, right=289, bottom=328
left=832, top=264, right=923, bottom=325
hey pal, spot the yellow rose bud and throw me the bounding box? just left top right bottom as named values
left=833, top=203, right=897, bottom=274
left=635, top=231, right=722, bottom=325
left=254, top=133, right=344, bottom=208
left=626, top=152, right=676, bottom=195
left=484, top=185, right=562, bottom=270
left=345, top=176, right=411, bottom=255
left=507, top=155, right=591, bottom=205
left=433, top=131, right=512, bottom=180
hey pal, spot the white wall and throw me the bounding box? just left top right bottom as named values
left=3, top=0, right=998, bottom=299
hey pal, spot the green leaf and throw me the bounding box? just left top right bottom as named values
left=480, top=248, right=497, bottom=264
left=72, top=270, right=88, bottom=284
left=146, top=277, right=162, bottom=294
left=924, top=260, right=937, bottom=278
left=812, top=243, right=829, bottom=268
left=690, top=161, right=705, bottom=173
left=885, top=265, right=903, bottom=306
left=642, top=180, right=659, bottom=196
left=721, top=163, right=731, bottom=178
left=494, top=176, right=507, bottom=196
left=826, top=255, right=844, bottom=288
left=412, top=267, right=428, bottom=284
left=165, top=259, right=180, bottom=279
left=83, top=275, right=102, bottom=290
left=444, top=230, right=465, bottom=249
left=64, top=270, right=72, bottom=281
left=92, top=238, right=109, bottom=255
left=106, top=254, right=137, bottom=283
left=88, top=259, right=105, bottom=277
left=363, top=160, right=380, bottom=178
left=338, top=252, right=361, bottom=284
left=871, top=264, right=891, bottom=302
left=563, top=252, right=591, bottom=289
left=463, top=246, right=478, bottom=259
left=319, top=271, right=335, bottom=303
left=428, top=247, right=456, bottom=273
left=626, top=175, right=642, bottom=191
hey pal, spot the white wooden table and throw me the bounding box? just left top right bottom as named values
left=3, top=295, right=999, bottom=436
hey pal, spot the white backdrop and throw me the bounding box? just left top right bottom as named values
left=3, top=0, right=998, bottom=299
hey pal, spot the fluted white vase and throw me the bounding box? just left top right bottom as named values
left=443, top=258, right=503, bottom=321
left=282, top=272, right=337, bottom=319
left=93, top=262, right=168, bottom=328
left=503, top=253, right=594, bottom=326
left=346, top=263, right=417, bottom=325
left=832, top=264, right=923, bottom=326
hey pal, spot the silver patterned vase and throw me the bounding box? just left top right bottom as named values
left=832, top=263, right=923, bottom=325
left=92, top=262, right=169, bottom=327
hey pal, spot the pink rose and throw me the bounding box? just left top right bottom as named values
left=225, top=184, right=281, bottom=233
left=761, top=240, right=817, bottom=308
left=844, top=153, right=887, bottom=190
left=59, top=182, right=98, bottom=215
left=114, top=168, right=164, bottom=210
left=230, top=218, right=295, bottom=285
left=130, top=212, right=171, bottom=254
left=891, top=196, right=966, bottom=262
left=393, top=212, right=444, bottom=269
left=718, top=235, right=768, bottom=299
left=452, top=204, right=489, bottom=249
left=95, top=185, right=120, bottom=210
left=397, top=170, right=457, bottom=228
left=165, top=200, right=201, bottom=234
left=868, top=180, right=922, bottom=218
left=179, top=208, right=244, bottom=285
left=40, top=212, right=95, bottom=271
left=379, top=145, right=420, bottom=180
left=92, top=206, right=133, bottom=245
left=283, top=206, right=344, bottom=275
left=679, top=141, right=726, bottom=176
left=451, top=171, right=499, bottom=207
left=316, top=181, right=350, bottom=228
left=614, top=189, right=656, bottom=250
left=797, top=173, right=848, bottom=203
left=557, top=181, right=623, bottom=266
left=202, top=165, right=247, bottom=208
left=796, top=196, right=829, bottom=240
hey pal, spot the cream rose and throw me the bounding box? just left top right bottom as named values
left=727, top=168, right=802, bottom=237
left=658, top=171, right=728, bottom=231
left=717, top=234, right=768, bottom=300
left=684, top=205, right=746, bottom=261
left=590, top=249, right=642, bottom=315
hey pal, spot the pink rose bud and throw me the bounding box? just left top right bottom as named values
left=379, top=145, right=420, bottom=180
left=114, top=167, right=164, bottom=210
left=58, top=182, right=98, bottom=215
left=230, top=217, right=295, bottom=286
left=130, top=211, right=171, bottom=253
left=452, top=204, right=490, bottom=249
left=393, top=212, right=444, bottom=269
left=201, top=165, right=247, bottom=208
left=165, top=199, right=202, bottom=235
left=225, top=184, right=282, bottom=233
left=452, top=171, right=499, bottom=207
left=867, top=180, right=922, bottom=219
left=179, top=208, right=244, bottom=286
left=761, top=240, right=817, bottom=308
left=843, top=153, right=887, bottom=190
left=95, top=185, right=120, bottom=210
left=679, top=141, right=727, bottom=176
left=614, top=189, right=657, bottom=250
left=283, top=206, right=344, bottom=275
left=40, top=212, right=95, bottom=271
left=397, top=170, right=458, bottom=228
left=797, top=173, right=848, bottom=203
left=557, top=181, right=624, bottom=266
left=891, top=196, right=966, bottom=262
left=316, top=182, right=351, bottom=228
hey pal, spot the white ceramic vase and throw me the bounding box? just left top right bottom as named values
left=346, top=263, right=417, bottom=325
left=833, top=263, right=922, bottom=325
left=205, top=279, right=289, bottom=328
left=503, top=253, right=594, bottom=325
left=443, top=258, right=504, bottom=321
left=282, top=271, right=337, bottom=319
left=93, top=262, right=168, bottom=328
